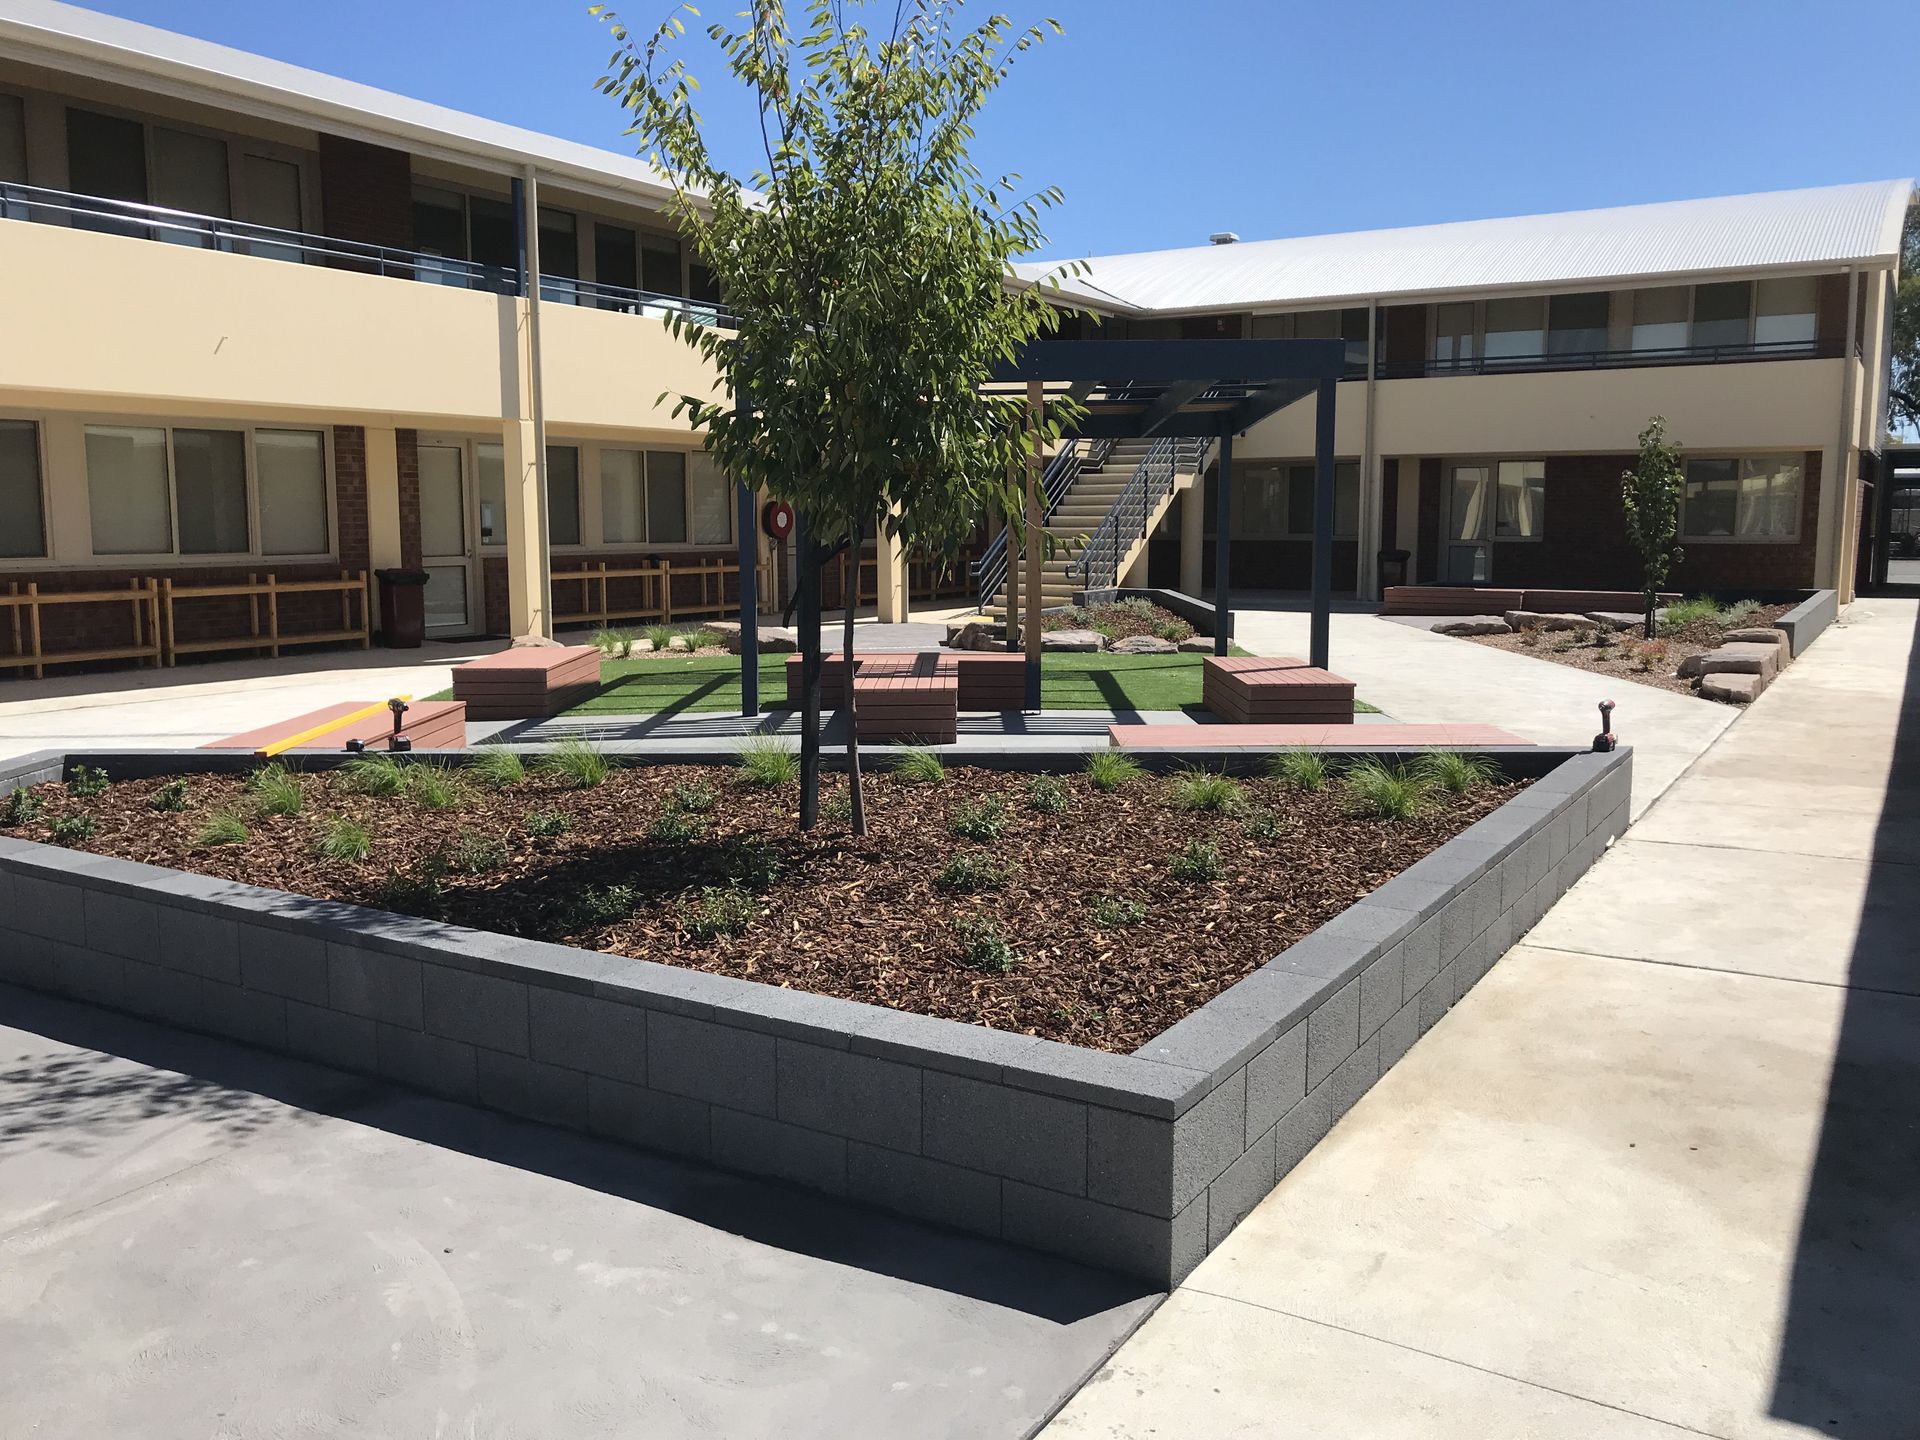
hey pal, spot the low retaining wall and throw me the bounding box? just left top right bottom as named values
left=1774, top=589, right=1837, bottom=658
left=0, top=745, right=1629, bottom=1286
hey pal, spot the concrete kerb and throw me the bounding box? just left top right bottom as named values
left=0, top=742, right=1629, bottom=1286
left=1775, top=588, right=1838, bottom=658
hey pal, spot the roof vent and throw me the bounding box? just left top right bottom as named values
left=1208, top=231, right=1240, bottom=246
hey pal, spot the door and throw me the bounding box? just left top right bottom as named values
left=418, top=444, right=476, bottom=634
left=1446, top=463, right=1493, bottom=583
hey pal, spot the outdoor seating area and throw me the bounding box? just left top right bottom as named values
left=452, top=645, right=603, bottom=720
left=1201, top=655, right=1357, bottom=725
left=204, top=698, right=469, bottom=755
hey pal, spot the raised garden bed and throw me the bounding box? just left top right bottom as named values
left=1043, top=599, right=1194, bottom=644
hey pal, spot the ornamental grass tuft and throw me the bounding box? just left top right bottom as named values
left=1084, top=750, right=1144, bottom=793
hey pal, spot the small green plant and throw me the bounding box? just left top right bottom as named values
left=1267, top=750, right=1328, bottom=792
left=685, top=629, right=723, bottom=651
left=49, top=813, right=96, bottom=842
left=1084, top=750, right=1144, bottom=792
left=1416, top=750, right=1498, bottom=796
left=149, top=777, right=190, bottom=813
left=1343, top=760, right=1432, bottom=821
left=1169, top=838, right=1224, bottom=883
left=340, top=753, right=406, bottom=797
left=557, top=882, right=637, bottom=932
left=1170, top=767, right=1241, bottom=812
left=670, top=780, right=716, bottom=813
left=1116, top=596, right=1158, bottom=621
left=246, top=762, right=304, bottom=818
left=469, top=749, right=526, bottom=788
left=316, top=818, right=372, bottom=863
left=1631, top=638, right=1670, bottom=673
left=1025, top=775, right=1069, bottom=814
left=2, top=787, right=44, bottom=826
left=592, top=626, right=636, bottom=658
left=195, top=812, right=250, bottom=847
left=719, top=837, right=784, bottom=893
left=645, top=623, right=676, bottom=652
left=526, top=809, right=573, bottom=838
left=451, top=829, right=509, bottom=874
left=937, top=852, right=1013, bottom=893
left=680, top=884, right=756, bottom=944
left=891, top=748, right=946, bottom=784
left=954, top=915, right=1017, bottom=973
left=1239, top=804, right=1282, bottom=840
left=539, top=739, right=611, bottom=790
left=377, top=853, right=449, bottom=912
left=66, top=765, right=110, bottom=798
left=1153, top=619, right=1193, bottom=642
left=736, top=738, right=799, bottom=787
left=648, top=807, right=707, bottom=843
left=1658, top=595, right=1722, bottom=634
left=1718, top=597, right=1760, bottom=627
left=404, top=763, right=463, bottom=809
left=822, top=787, right=854, bottom=821
left=1089, top=893, right=1146, bottom=927
left=948, top=795, right=1008, bottom=842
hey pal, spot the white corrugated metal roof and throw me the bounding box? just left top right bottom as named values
left=0, top=0, right=680, bottom=206
left=1018, top=180, right=1915, bottom=315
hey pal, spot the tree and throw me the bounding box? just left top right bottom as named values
left=593, top=0, right=1074, bottom=833
left=1620, top=417, right=1686, bottom=640
left=1892, top=204, right=1920, bottom=436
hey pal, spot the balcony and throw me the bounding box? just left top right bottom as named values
left=1372, top=336, right=1844, bottom=381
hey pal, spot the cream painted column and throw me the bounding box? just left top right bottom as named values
left=1815, top=267, right=1861, bottom=595
left=363, top=425, right=404, bottom=572
left=875, top=509, right=909, bottom=622
left=1120, top=546, right=1150, bottom=588
left=1179, top=473, right=1205, bottom=596
left=500, top=416, right=549, bottom=636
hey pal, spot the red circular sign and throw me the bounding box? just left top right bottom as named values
left=762, top=500, right=795, bottom=540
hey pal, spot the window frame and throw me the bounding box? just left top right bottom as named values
left=0, top=413, right=50, bottom=561
left=1680, top=452, right=1805, bottom=544
left=478, top=439, right=735, bottom=555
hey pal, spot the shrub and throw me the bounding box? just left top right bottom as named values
left=954, top=915, right=1017, bottom=973
left=937, top=852, right=1013, bottom=893
left=686, top=629, right=723, bottom=651
left=680, top=885, right=755, bottom=944
left=645, top=623, right=676, bottom=652
left=1116, top=597, right=1158, bottom=621
left=1415, top=750, right=1497, bottom=796
left=1025, top=775, right=1069, bottom=814
left=1239, top=804, right=1282, bottom=840
left=670, top=780, right=717, bottom=813
left=1718, top=597, right=1760, bottom=627
left=1089, top=893, right=1145, bottom=927
left=2, top=788, right=43, bottom=826
left=246, top=762, right=304, bottom=818
left=592, top=626, right=635, bottom=658
left=1343, top=760, right=1431, bottom=820
left=736, top=738, right=799, bottom=787
left=377, top=854, right=449, bottom=912
left=1170, top=767, right=1241, bottom=812
left=196, top=813, right=250, bottom=847
left=405, top=763, right=463, bottom=809
left=149, top=777, right=190, bottom=813
left=340, top=753, right=406, bottom=797
left=1632, top=639, right=1670, bottom=673
left=66, top=765, right=110, bottom=798
left=470, top=749, right=526, bottom=788
left=447, top=829, right=507, bottom=874
left=539, top=739, right=611, bottom=790
left=822, top=787, right=854, bottom=821
left=1267, top=750, right=1328, bottom=792
left=891, top=748, right=946, bottom=784
left=1169, top=839, right=1224, bottom=883
left=557, top=882, right=636, bottom=932
left=525, top=810, right=572, bottom=838
left=648, top=808, right=707, bottom=843
left=316, top=818, right=372, bottom=863
left=49, top=813, right=96, bottom=842
left=1153, top=619, right=1194, bottom=642
left=1084, top=750, right=1144, bottom=792
left=948, top=795, right=1008, bottom=842
left=719, top=837, right=784, bottom=893
left=1659, top=596, right=1722, bottom=634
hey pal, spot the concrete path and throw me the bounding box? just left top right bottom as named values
left=1232, top=595, right=1737, bottom=816
left=1045, top=598, right=1920, bottom=1440
left=0, top=986, right=1153, bottom=1440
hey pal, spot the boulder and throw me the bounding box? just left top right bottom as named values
left=1700, top=671, right=1768, bottom=704
left=1435, top=619, right=1513, bottom=636
left=1503, top=610, right=1595, bottom=632
left=756, top=627, right=799, bottom=654
left=1721, top=626, right=1791, bottom=663
left=1041, top=628, right=1105, bottom=652
left=1676, top=652, right=1707, bottom=679
left=666, top=634, right=693, bottom=652
left=945, top=618, right=1005, bottom=651
left=1585, top=611, right=1645, bottom=633
left=1110, top=635, right=1176, bottom=655
left=1177, top=636, right=1218, bottom=653
left=706, top=620, right=742, bottom=642
left=1695, top=642, right=1781, bottom=680
left=631, top=637, right=656, bottom=654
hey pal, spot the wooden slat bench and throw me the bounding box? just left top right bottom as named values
left=853, top=674, right=959, bottom=743
left=205, top=699, right=469, bottom=755
left=953, top=652, right=1027, bottom=710
left=1109, top=722, right=1533, bottom=749
left=783, top=651, right=957, bottom=706
left=453, top=645, right=602, bottom=720
left=1202, top=656, right=1355, bottom=725
left=1381, top=586, right=1526, bottom=616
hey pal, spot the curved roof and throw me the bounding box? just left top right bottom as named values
left=1018, top=179, right=1915, bottom=316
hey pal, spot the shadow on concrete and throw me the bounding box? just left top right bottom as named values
left=1769, top=601, right=1920, bottom=1435
left=0, top=984, right=1153, bottom=1327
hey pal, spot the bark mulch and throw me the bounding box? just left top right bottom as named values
left=1044, top=601, right=1194, bottom=643
left=1460, top=603, right=1792, bottom=702
left=7, top=760, right=1525, bottom=1054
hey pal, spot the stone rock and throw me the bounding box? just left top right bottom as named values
left=1721, top=626, right=1791, bottom=663
left=1503, top=610, right=1594, bottom=632
left=706, top=620, right=742, bottom=641
left=666, top=635, right=693, bottom=652
left=1700, top=670, right=1768, bottom=704
left=631, top=637, right=656, bottom=654
left=944, top=618, right=1004, bottom=651
left=1110, top=635, right=1176, bottom=655
left=1676, top=652, right=1706, bottom=679
left=1695, top=642, right=1781, bottom=679
left=757, top=626, right=799, bottom=654
left=1435, top=619, right=1513, bottom=636
left=1585, top=611, right=1645, bottom=632
left=1041, top=628, right=1105, bottom=653
left=1177, top=636, right=1217, bottom=653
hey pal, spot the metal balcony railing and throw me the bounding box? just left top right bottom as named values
left=970, top=437, right=1112, bottom=612
left=1068, top=435, right=1213, bottom=592
left=1375, top=335, right=1841, bottom=380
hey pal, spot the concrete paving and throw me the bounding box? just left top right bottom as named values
left=0, top=986, right=1153, bottom=1440
left=1045, top=597, right=1920, bottom=1440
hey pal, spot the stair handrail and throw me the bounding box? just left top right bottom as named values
left=970, top=437, right=1113, bottom=612
left=1067, top=434, right=1214, bottom=591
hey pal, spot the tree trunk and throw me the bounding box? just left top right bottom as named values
left=843, top=531, right=866, bottom=836
left=797, top=531, right=823, bottom=830
left=1643, top=587, right=1657, bottom=642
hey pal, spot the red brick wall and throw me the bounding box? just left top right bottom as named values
left=332, top=426, right=371, bottom=575
left=395, top=430, right=422, bottom=569
left=317, top=134, right=414, bottom=252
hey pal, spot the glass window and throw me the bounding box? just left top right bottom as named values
left=1249, top=314, right=1289, bottom=340
left=173, top=429, right=249, bottom=553
left=256, top=429, right=328, bottom=555
left=1685, top=455, right=1801, bottom=539
left=641, top=234, right=681, bottom=296
left=602, top=448, right=646, bottom=542
left=1234, top=464, right=1289, bottom=536
left=66, top=107, right=146, bottom=203
left=538, top=207, right=578, bottom=303
left=1754, top=277, right=1817, bottom=347
left=646, top=451, right=687, bottom=543
left=419, top=446, right=467, bottom=558
left=0, top=93, right=26, bottom=185
left=151, top=127, right=229, bottom=240
left=476, top=442, right=505, bottom=544
left=468, top=195, right=517, bottom=294
left=1432, top=302, right=1476, bottom=367
left=1282, top=463, right=1359, bottom=538
left=595, top=223, right=638, bottom=298
left=85, top=425, right=172, bottom=554
left=240, top=155, right=304, bottom=262
left=1547, top=293, right=1609, bottom=356
left=1631, top=287, right=1690, bottom=351
left=1692, top=282, right=1752, bottom=349
left=412, top=185, right=468, bottom=286
left=1483, top=296, right=1545, bottom=359
left=0, top=420, right=45, bottom=558
left=689, top=453, right=732, bottom=544
left=546, top=445, right=581, bottom=547
left=1494, top=460, right=1545, bottom=538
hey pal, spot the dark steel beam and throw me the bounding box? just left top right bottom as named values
left=1310, top=379, right=1336, bottom=671
left=1136, top=379, right=1212, bottom=438
left=992, top=338, right=1347, bottom=384
left=1214, top=431, right=1234, bottom=659
left=1221, top=377, right=1320, bottom=434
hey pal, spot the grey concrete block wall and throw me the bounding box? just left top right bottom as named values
left=0, top=745, right=1630, bottom=1287
left=1775, top=588, right=1837, bottom=658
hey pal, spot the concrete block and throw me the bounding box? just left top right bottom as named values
left=1305, top=976, right=1360, bottom=1089
left=327, top=943, right=423, bottom=1028
left=240, top=925, right=328, bottom=1004
left=529, top=987, right=648, bottom=1085
left=1380, top=994, right=1419, bottom=1069
left=375, top=1021, right=478, bottom=1103
left=1131, top=971, right=1310, bottom=1087
left=285, top=1000, right=377, bottom=1073
left=122, top=959, right=203, bottom=1027
left=776, top=1039, right=922, bottom=1149
left=845, top=1003, right=1044, bottom=1083
left=1465, top=869, right=1503, bottom=943
left=1001, top=1180, right=1208, bottom=1288
left=1244, top=1021, right=1307, bottom=1144
left=1207, top=1124, right=1278, bottom=1248
left=1418, top=963, right=1456, bottom=1035
left=11, top=875, right=84, bottom=944
left=1272, top=1085, right=1335, bottom=1179
left=586, top=1076, right=712, bottom=1160
left=1396, top=919, right=1441, bottom=999
left=712, top=1108, right=847, bottom=1195
left=1316, top=1032, right=1381, bottom=1127
left=157, top=905, right=240, bottom=984
left=423, top=964, right=529, bottom=1056
left=923, top=1071, right=1087, bottom=1193
left=1262, top=928, right=1383, bottom=988
left=1088, top=1071, right=1243, bottom=1218
left=1358, top=947, right=1405, bottom=1040
left=846, top=1143, right=1002, bottom=1239
left=82, top=889, right=155, bottom=963
left=648, top=1012, right=777, bottom=1116
left=477, top=1049, right=589, bottom=1129
left=199, top=982, right=287, bottom=1049
left=35, top=937, right=125, bottom=1007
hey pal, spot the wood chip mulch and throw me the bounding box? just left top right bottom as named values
left=1459, top=603, right=1792, bottom=701
left=9, top=762, right=1525, bottom=1054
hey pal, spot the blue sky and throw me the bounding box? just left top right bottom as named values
left=73, top=0, right=1917, bottom=259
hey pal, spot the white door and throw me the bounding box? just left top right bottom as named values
left=418, top=444, right=476, bottom=634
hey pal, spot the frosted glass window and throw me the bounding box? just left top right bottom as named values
left=1483, top=296, right=1545, bottom=359
left=1692, top=282, right=1752, bottom=349
left=1432, top=302, right=1476, bottom=367
left=1495, top=460, right=1545, bottom=538
left=602, top=449, right=646, bottom=542
left=1547, top=293, right=1609, bottom=355
left=151, top=127, right=229, bottom=243
left=1685, top=456, right=1801, bottom=539
left=1283, top=462, right=1360, bottom=538
left=1631, top=287, right=1690, bottom=351
left=419, top=446, right=467, bottom=557
left=476, top=442, right=505, bottom=545
left=173, top=429, right=249, bottom=553
left=689, top=453, right=731, bottom=544
left=646, top=451, right=687, bottom=543
left=0, top=420, right=45, bottom=558
left=546, top=445, right=581, bottom=547
left=1754, top=277, right=1817, bottom=347
left=86, top=425, right=172, bottom=554
left=257, top=429, right=328, bottom=555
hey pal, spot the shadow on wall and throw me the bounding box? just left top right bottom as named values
left=1768, top=601, right=1920, bottom=1435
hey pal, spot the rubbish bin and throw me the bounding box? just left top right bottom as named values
left=375, top=568, right=430, bottom=649
left=1377, top=549, right=1411, bottom=589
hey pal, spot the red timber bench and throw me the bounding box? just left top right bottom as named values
left=783, top=652, right=962, bottom=742
left=1202, top=656, right=1355, bottom=725
left=783, top=651, right=1027, bottom=713
left=205, top=698, right=469, bottom=755
left=452, top=645, right=602, bottom=720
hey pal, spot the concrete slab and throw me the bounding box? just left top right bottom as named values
left=0, top=987, right=1155, bottom=1440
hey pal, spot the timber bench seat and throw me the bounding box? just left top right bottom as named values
left=452, top=645, right=602, bottom=719
left=205, top=699, right=468, bottom=755
left=851, top=674, right=959, bottom=743
left=1108, top=722, right=1533, bottom=749
left=783, top=650, right=1028, bottom=711
left=1202, top=656, right=1355, bottom=725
